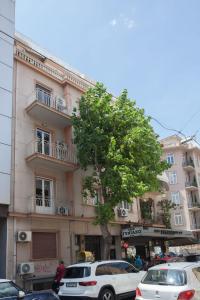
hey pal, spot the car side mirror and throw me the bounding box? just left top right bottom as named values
left=18, top=291, right=25, bottom=299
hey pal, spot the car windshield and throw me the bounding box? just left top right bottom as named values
left=142, top=269, right=186, bottom=286
left=64, top=267, right=91, bottom=278
left=0, top=282, right=19, bottom=298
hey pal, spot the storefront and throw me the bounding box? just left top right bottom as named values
left=121, top=226, right=196, bottom=259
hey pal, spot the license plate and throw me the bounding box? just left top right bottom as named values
left=65, top=282, right=77, bottom=287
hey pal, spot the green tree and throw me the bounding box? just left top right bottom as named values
left=72, top=83, right=168, bottom=259
left=157, top=199, right=176, bottom=228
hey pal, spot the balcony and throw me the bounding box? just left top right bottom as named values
left=185, top=180, right=198, bottom=191
left=188, top=193, right=200, bottom=210
left=26, top=88, right=72, bottom=128
left=191, top=224, right=200, bottom=231
left=29, top=196, right=71, bottom=216
left=26, top=139, right=78, bottom=172
left=182, top=159, right=195, bottom=171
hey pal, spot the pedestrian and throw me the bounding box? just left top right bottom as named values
left=52, top=260, right=65, bottom=293
left=134, top=255, right=143, bottom=270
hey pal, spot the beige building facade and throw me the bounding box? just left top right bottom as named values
left=161, top=135, right=200, bottom=238
left=7, top=33, right=190, bottom=289
left=7, top=33, right=141, bottom=289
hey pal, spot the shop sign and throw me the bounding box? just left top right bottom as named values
left=122, top=227, right=143, bottom=238
left=122, top=226, right=194, bottom=239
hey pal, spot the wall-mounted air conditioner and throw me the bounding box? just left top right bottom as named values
left=18, top=262, right=34, bottom=275
left=118, top=208, right=128, bottom=217
left=56, top=206, right=69, bottom=216
left=56, top=96, right=67, bottom=113
left=17, top=231, right=32, bottom=242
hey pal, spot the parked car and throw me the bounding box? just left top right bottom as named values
left=136, top=262, right=200, bottom=300
left=58, top=260, right=146, bottom=300
left=146, top=256, right=184, bottom=269
left=0, top=279, right=59, bottom=300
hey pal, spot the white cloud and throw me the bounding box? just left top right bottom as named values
left=110, top=19, right=117, bottom=27
left=109, top=15, right=136, bottom=30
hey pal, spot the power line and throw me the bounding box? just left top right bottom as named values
left=179, top=107, right=200, bottom=132
left=151, top=117, right=187, bottom=138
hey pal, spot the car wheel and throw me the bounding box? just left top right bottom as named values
left=99, top=288, right=115, bottom=300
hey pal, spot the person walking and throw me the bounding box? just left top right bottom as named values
left=134, top=255, right=143, bottom=270
left=52, top=260, right=65, bottom=293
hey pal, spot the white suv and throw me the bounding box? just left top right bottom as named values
left=136, top=262, right=200, bottom=300
left=58, top=260, right=146, bottom=300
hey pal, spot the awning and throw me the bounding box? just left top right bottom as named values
left=121, top=226, right=197, bottom=246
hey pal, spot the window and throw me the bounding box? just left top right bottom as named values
left=36, top=84, right=51, bottom=106
left=0, top=282, right=20, bottom=298
left=32, top=232, right=57, bottom=259
left=142, top=269, right=186, bottom=286
left=95, top=262, right=138, bottom=276
left=95, top=264, right=112, bottom=276
left=168, top=171, right=177, bottom=184
left=84, top=190, right=100, bottom=206
left=166, top=153, right=175, bottom=165
left=174, top=213, right=183, bottom=225
left=35, top=177, right=53, bottom=212
left=36, top=128, right=51, bottom=155
left=171, top=192, right=180, bottom=205
left=119, top=201, right=132, bottom=211
left=64, top=267, right=91, bottom=279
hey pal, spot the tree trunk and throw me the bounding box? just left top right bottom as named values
left=100, top=223, right=112, bottom=259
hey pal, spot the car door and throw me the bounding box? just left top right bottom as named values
left=111, top=262, right=144, bottom=293
left=95, top=263, right=117, bottom=291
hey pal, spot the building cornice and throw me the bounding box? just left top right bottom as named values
left=14, top=46, right=94, bottom=92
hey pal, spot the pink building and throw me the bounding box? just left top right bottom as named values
left=161, top=135, right=200, bottom=238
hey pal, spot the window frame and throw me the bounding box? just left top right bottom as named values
left=174, top=213, right=183, bottom=226
left=168, top=171, right=177, bottom=185
left=35, top=176, right=54, bottom=210
left=171, top=191, right=181, bottom=205
left=166, top=153, right=175, bottom=165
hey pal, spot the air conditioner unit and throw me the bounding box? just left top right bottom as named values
left=17, top=231, right=32, bottom=242
left=56, top=206, right=69, bottom=216
left=18, top=262, right=34, bottom=275
left=118, top=208, right=128, bottom=217
left=56, top=96, right=67, bottom=113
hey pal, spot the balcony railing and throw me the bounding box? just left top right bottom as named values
left=35, top=87, right=70, bottom=114
left=191, top=224, right=200, bottom=230
left=29, top=196, right=71, bottom=215
left=27, top=139, right=77, bottom=165
left=188, top=200, right=200, bottom=208
left=185, top=180, right=198, bottom=188
left=182, top=159, right=195, bottom=168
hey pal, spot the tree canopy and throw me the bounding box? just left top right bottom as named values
left=72, top=83, right=168, bottom=257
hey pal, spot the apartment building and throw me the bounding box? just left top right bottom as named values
left=4, top=28, right=194, bottom=288
left=7, top=33, right=141, bottom=289
left=161, top=135, right=200, bottom=239
left=0, top=0, right=15, bottom=278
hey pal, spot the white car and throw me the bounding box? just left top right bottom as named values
left=136, top=262, right=200, bottom=300
left=58, top=260, right=146, bottom=300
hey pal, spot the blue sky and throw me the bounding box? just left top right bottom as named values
left=15, top=0, right=200, bottom=140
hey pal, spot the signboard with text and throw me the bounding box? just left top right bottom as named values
left=122, top=227, right=194, bottom=239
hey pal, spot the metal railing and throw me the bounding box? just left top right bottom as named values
left=191, top=224, right=200, bottom=230
left=185, top=180, right=198, bottom=188
left=35, top=87, right=70, bottom=114
left=27, top=139, right=77, bottom=164
left=182, top=159, right=195, bottom=168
